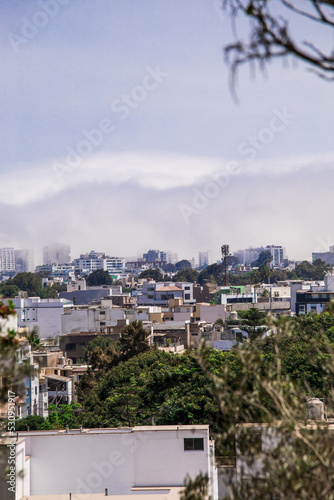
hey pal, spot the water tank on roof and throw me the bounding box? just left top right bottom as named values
left=229, top=311, right=238, bottom=321
left=307, top=398, right=324, bottom=421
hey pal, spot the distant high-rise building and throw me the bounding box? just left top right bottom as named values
left=166, top=252, right=178, bottom=264
left=198, top=251, right=210, bottom=268
left=244, top=247, right=265, bottom=265
left=0, top=247, right=15, bottom=272
left=234, top=245, right=287, bottom=267
left=143, top=250, right=166, bottom=262
left=15, top=249, right=34, bottom=273
left=312, top=246, right=334, bottom=266
left=73, top=250, right=125, bottom=275
left=43, top=243, right=71, bottom=265
left=266, top=245, right=286, bottom=267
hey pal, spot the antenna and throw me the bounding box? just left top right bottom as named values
left=221, top=245, right=230, bottom=287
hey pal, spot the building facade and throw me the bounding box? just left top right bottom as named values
left=5, top=425, right=218, bottom=500
left=0, top=247, right=15, bottom=272
left=43, top=242, right=71, bottom=265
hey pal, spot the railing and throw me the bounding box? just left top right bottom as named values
left=215, top=456, right=236, bottom=467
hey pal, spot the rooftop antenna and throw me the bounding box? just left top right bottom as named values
left=221, top=245, right=230, bottom=287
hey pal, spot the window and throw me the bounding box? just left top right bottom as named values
left=184, top=438, right=204, bottom=451
left=185, top=293, right=190, bottom=300
left=185, top=286, right=190, bottom=290
left=35, top=387, right=37, bottom=395
left=100, top=321, right=106, bottom=326
left=66, top=343, right=76, bottom=351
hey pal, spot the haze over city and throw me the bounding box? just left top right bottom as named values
left=1, top=0, right=333, bottom=263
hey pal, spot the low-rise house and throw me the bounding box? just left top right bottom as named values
left=294, top=273, right=334, bottom=315
left=61, top=303, right=127, bottom=335
left=137, top=281, right=195, bottom=306
left=10, top=297, right=73, bottom=338
left=1, top=425, right=218, bottom=500
left=59, top=331, right=118, bottom=363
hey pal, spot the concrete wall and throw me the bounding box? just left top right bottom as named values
left=11, top=298, right=71, bottom=338
left=61, top=308, right=125, bottom=335
left=17, top=426, right=215, bottom=498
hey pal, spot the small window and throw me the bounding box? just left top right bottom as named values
left=66, top=343, right=76, bottom=351
left=184, top=438, right=204, bottom=451
left=185, top=294, right=190, bottom=300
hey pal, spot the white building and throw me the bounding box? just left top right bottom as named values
left=199, top=251, right=210, bottom=268
left=17, top=342, right=49, bottom=418
left=74, top=250, right=125, bottom=277
left=11, top=297, right=73, bottom=338
left=0, top=247, right=15, bottom=272
left=15, top=249, right=34, bottom=273
left=61, top=304, right=126, bottom=335
left=5, top=425, right=218, bottom=500
left=266, top=245, right=286, bottom=267
left=137, top=282, right=194, bottom=306
left=43, top=242, right=71, bottom=265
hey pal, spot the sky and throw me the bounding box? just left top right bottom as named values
left=0, top=0, right=333, bottom=265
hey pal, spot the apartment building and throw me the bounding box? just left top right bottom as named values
left=0, top=247, right=15, bottom=272
left=11, top=297, right=73, bottom=338
left=137, top=281, right=194, bottom=306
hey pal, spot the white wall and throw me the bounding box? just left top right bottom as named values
left=12, top=298, right=72, bottom=338
left=19, top=426, right=214, bottom=497
left=199, top=304, right=226, bottom=323
left=61, top=308, right=125, bottom=334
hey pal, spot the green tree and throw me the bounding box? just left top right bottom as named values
left=294, top=259, right=332, bottom=280
left=0, top=300, right=32, bottom=404
left=175, top=260, right=192, bottom=271
left=198, top=263, right=224, bottom=286
left=119, top=321, right=151, bottom=361
left=39, top=283, right=67, bottom=299
left=180, top=473, right=210, bottom=500
left=0, top=284, right=20, bottom=298
left=15, top=415, right=50, bottom=431
left=173, top=268, right=199, bottom=283
left=237, top=307, right=267, bottom=341
left=251, top=250, right=272, bottom=268
left=86, top=269, right=112, bottom=286
left=7, top=272, right=42, bottom=296
left=138, top=268, right=164, bottom=281
left=162, top=263, right=176, bottom=273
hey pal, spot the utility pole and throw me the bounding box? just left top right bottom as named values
left=221, top=245, right=230, bottom=287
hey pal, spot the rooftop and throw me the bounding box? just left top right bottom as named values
left=157, top=286, right=183, bottom=292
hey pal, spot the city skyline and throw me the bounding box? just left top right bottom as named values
left=0, top=1, right=333, bottom=262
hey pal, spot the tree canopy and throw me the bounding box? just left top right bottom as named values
left=172, top=268, right=199, bottom=283
left=175, top=260, right=192, bottom=271
left=138, top=268, right=165, bottom=281
left=85, top=269, right=112, bottom=286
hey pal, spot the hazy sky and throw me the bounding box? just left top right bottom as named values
left=0, top=0, right=333, bottom=264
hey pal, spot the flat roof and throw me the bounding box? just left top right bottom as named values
left=13, top=424, right=209, bottom=437
left=44, top=374, right=72, bottom=382
left=20, top=487, right=184, bottom=500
